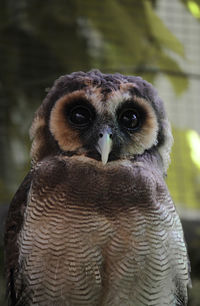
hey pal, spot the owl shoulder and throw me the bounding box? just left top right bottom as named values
left=31, top=156, right=69, bottom=187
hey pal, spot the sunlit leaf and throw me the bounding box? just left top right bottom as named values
left=188, top=0, right=200, bottom=17
left=167, top=128, right=200, bottom=209
left=187, top=130, right=200, bottom=169
left=181, top=0, right=200, bottom=19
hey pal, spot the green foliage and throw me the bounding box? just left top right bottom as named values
left=75, top=0, right=188, bottom=94
left=144, top=1, right=184, bottom=56
left=167, top=128, right=200, bottom=209
left=0, top=0, right=188, bottom=95
left=158, top=54, right=188, bottom=95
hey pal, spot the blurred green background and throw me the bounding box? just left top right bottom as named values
left=1, top=0, right=200, bottom=305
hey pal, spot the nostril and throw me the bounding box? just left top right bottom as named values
left=99, top=132, right=113, bottom=139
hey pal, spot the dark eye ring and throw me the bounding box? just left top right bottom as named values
left=118, top=108, right=140, bottom=131
left=69, top=105, right=93, bottom=128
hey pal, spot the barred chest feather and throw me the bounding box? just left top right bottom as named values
left=16, top=156, right=188, bottom=306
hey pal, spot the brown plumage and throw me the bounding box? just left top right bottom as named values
left=4, top=70, right=190, bottom=305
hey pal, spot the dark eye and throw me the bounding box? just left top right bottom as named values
left=69, top=105, right=93, bottom=127
left=118, top=109, right=140, bottom=131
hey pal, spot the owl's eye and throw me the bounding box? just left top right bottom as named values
left=69, top=105, right=93, bottom=128
left=118, top=109, right=140, bottom=131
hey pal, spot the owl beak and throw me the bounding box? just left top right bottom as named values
left=96, top=130, right=113, bottom=165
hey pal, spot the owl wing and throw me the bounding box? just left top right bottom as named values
left=4, top=170, right=33, bottom=303
left=154, top=179, right=191, bottom=305
left=156, top=194, right=191, bottom=305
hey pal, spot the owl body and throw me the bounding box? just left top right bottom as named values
left=5, top=70, right=190, bottom=305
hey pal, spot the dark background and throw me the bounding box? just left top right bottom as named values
left=1, top=0, right=200, bottom=304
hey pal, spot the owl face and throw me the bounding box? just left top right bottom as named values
left=30, top=70, right=173, bottom=172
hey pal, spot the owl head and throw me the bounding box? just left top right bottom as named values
left=30, top=70, right=173, bottom=174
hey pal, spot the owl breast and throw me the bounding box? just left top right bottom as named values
left=17, top=156, right=187, bottom=306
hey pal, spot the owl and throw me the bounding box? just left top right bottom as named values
left=4, top=70, right=190, bottom=306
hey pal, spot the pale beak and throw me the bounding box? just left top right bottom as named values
left=96, top=130, right=113, bottom=165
